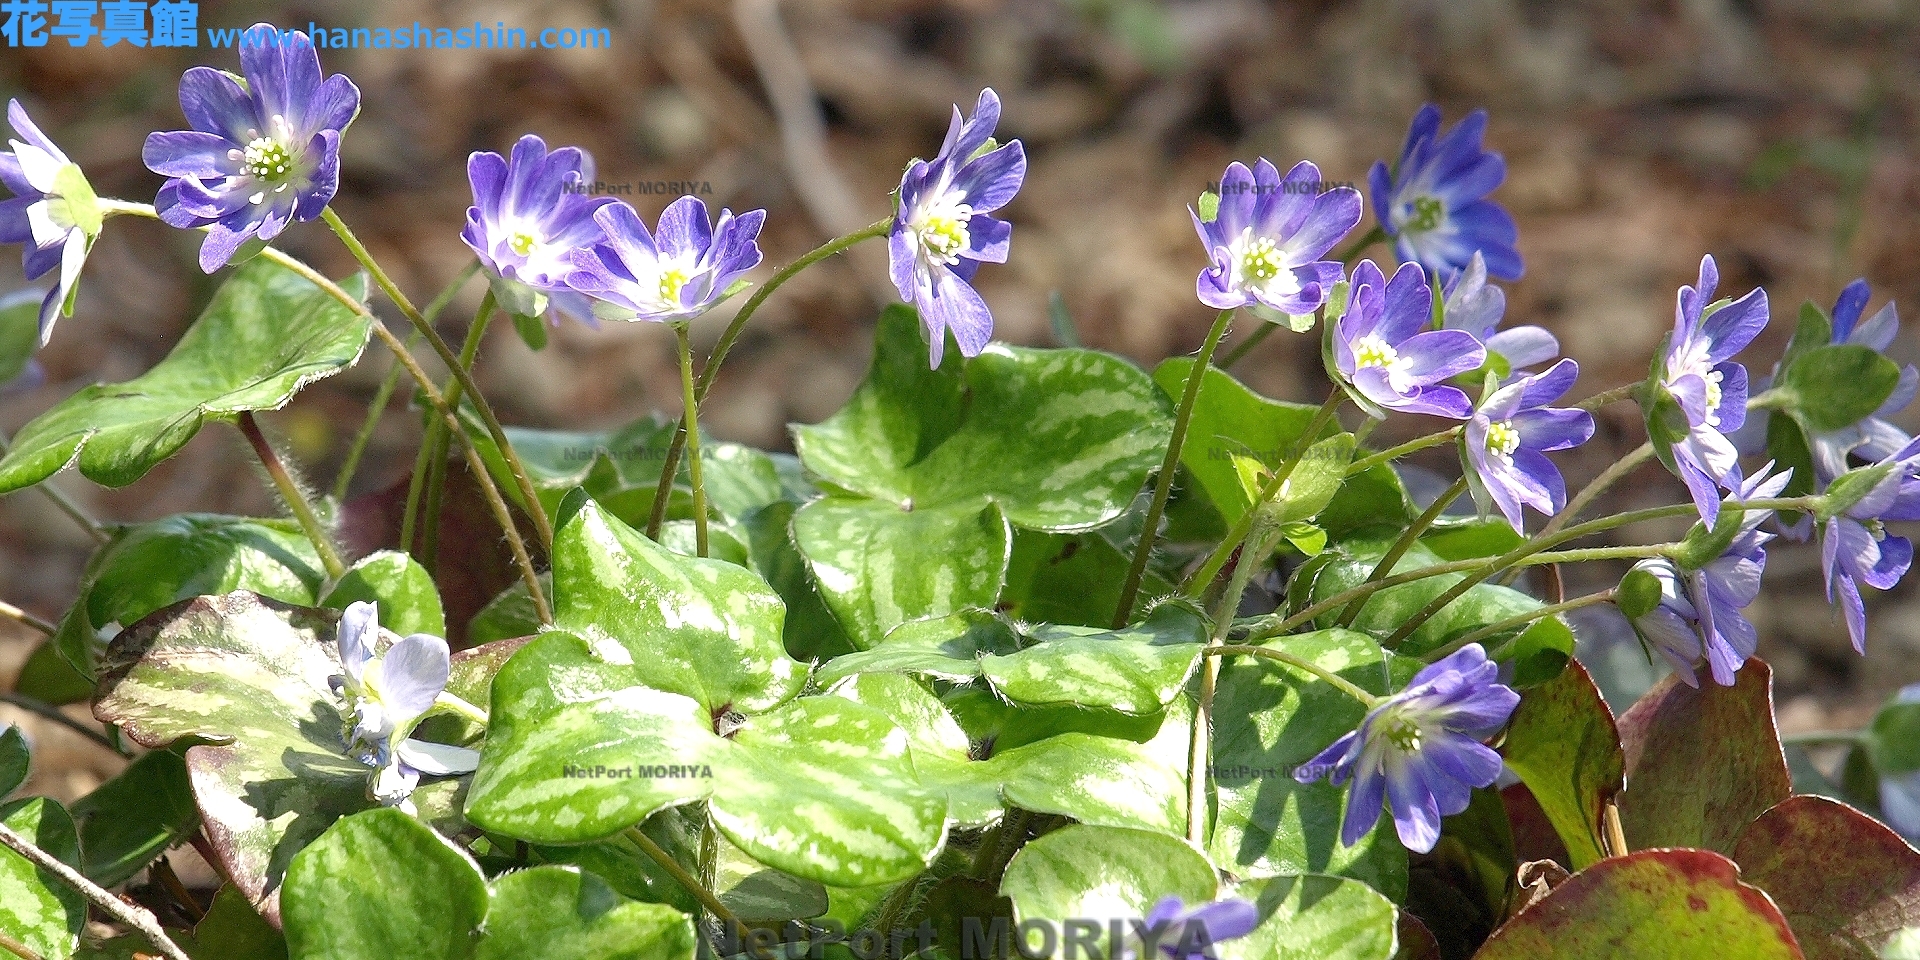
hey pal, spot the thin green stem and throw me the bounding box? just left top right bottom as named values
left=237, top=413, right=346, bottom=579
left=1116, top=308, right=1237, bottom=627
left=1338, top=476, right=1467, bottom=626
left=1218, top=316, right=1277, bottom=369
left=0, top=930, right=44, bottom=960
left=624, top=826, right=747, bottom=941
left=1345, top=427, right=1461, bottom=477
left=1540, top=441, right=1655, bottom=539
left=1425, top=589, right=1617, bottom=661
left=0, top=600, right=54, bottom=636
left=1183, top=389, right=1345, bottom=597
left=320, top=207, right=553, bottom=550
left=0, top=823, right=193, bottom=960
left=1576, top=382, right=1642, bottom=411
left=970, top=808, right=1034, bottom=882
left=672, top=323, right=709, bottom=557
left=431, top=692, right=490, bottom=726
left=333, top=261, right=478, bottom=503
left=1335, top=226, right=1387, bottom=265
left=1189, top=521, right=1281, bottom=843
left=415, top=288, right=500, bottom=573
left=0, top=692, right=127, bottom=756
left=0, top=434, right=110, bottom=544
left=1208, top=645, right=1381, bottom=707
left=647, top=217, right=893, bottom=539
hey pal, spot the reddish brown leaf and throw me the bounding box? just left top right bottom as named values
left=1501, top=783, right=1573, bottom=870
left=1501, top=660, right=1623, bottom=869
left=1732, top=795, right=1920, bottom=960
left=1476, top=849, right=1804, bottom=959
left=1616, top=660, right=1791, bottom=854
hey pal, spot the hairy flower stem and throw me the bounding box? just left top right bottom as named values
left=1189, top=520, right=1282, bottom=843
left=1576, top=382, right=1642, bottom=411
left=1183, top=389, right=1346, bottom=598
left=237, top=412, right=346, bottom=579
left=1425, top=588, right=1618, bottom=662
left=1207, top=645, right=1383, bottom=707
left=970, top=808, right=1035, bottom=881
left=1344, top=427, right=1462, bottom=477
left=98, top=200, right=549, bottom=617
left=1116, top=308, right=1238, bottom=627
left=412, top=289, right=500, bottom=572
left=673, top=323, right=710, bottom=556
left=624, top=825, right=749, bottom=944
left=319, top=207, right=553, bottom=551
left=1539, top=441, right=1655, bottom=540
left=1386, top=494, right=1821, bottom=647
left=1338, top=476, right=1469, bottom=627
left=339, top=260, right=478, bottom=505
left=0, top=823, right=193, bottom=960
left=646, top=217, right=894, bottom=540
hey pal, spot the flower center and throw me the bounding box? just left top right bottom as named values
left=1404, top=195, right=1444, bottom=233
left=1702, top=369, right=1724, bottom=423
left=508, top=230, right=539, bottom=257
left=1384, top=715, right=1423, bottom=753
left=242, top=137, right=293, bottom=181
left=1353, top=334, right=1401, bottom=371
left=1240, top=237, right=1284, bottom=283
left=911, top=192, right=974, bottom=267
left=658, top=267, right=690, bottom=304
left=1486, top=420, right=1521, bottom=462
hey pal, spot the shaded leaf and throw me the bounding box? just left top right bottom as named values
left=1617, top=661, right=1791, bottom=854
left=1221, top=873, right=1400, bottom=960
left=478, top=865, right=698, bottom=960
left=69, top=749, right=199, bottom=886
left=1501, top=661, right=1623, bottom=870
left=1732, top=796, right=1920, bottom=960
left=0, top=797, right=85, bottom=960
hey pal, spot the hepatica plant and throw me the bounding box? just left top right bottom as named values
left=2, top=34, right=1920, bottom=960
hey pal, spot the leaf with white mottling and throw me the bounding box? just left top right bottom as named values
left=0, top=797, right=85, bottom=960
left=1218, top=873, right=1400, bottom=960
left=792, top=497, right=1010, bottom=651
left=1001, top=825, right=1217, bottom=957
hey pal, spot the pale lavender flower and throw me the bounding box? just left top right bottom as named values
left=1139, top=896, right=1259, bottom=960
left=1656, top=254, right=1768, bottom=526
left=1191, top=158, right=1360, bottom=316
left=1625, top=466, right=1790, bottom=687
left=143, top=26, right=359, bottom=272
left=1370, top=105, right=1522, bottom=281
left=1294, top=643, right=1519, bottom=853
left=0, top=100, right=99, bottom=343
left=1334, top=259, right=1485, bottom=419
left=462, top=134, right=618, bottom=326
left=889, top=89, right=1026, bottom=367
left=1463, top=359, right=1595, bottom=532
left=1821, top=436, right=1920, bottom=653
left=330, top=601, right=478, bottom=810
left=565, top=196, right=765, bottom=324
left=1441, top=251, right=1557, bottom=374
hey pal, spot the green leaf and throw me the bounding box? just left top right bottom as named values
left=511, top=309, right=550, bottom=351
left=281, top=808, right=488, bottom=960
left=1152, top=357, right=1342, bottom=529
left=795, top=305, right=1173, bottom=531
left=0, top=797, right=85, bottom=960
left=466, top=632, right=948, bottom=885
left=0, top=288, right=40, bottom=385
left=1001, top=529, right=1172, bottom=628
left=1732, top=795, right=1920, bottom=960
left=793, top=498, right=1011, bottom=651
left=1474, top=849, right=1801, bottom=959
left=1617, top=660, right=1791, bottom=854
left=92, top=592, right=374, bottom=922
left=1207, top=629, right=1409, bottom=899
left=738, top=500, right=855, bottom=661
left=54, top=514, right=327, bottom=679
left=550, top=494, right=802, bottom=714
left=479, top=866, right=698, bottom=960
left=0, top=725, right=27, bottom=798
left=817, top=603, right=1208, bottom=715
left=715, top=840, right=830, bottom=923
left=1309, top=539, right=1573, bottom=686
left=465, top=575, right=550, bottom=644
left=321, top=549, right=446, bottom=638
left=14, top=640, right=93, bottom=705
left=1001, top=825, right=1216, bottom=957
left=1616, top=568, right=1664, bottom=620
left=69, top=750, right=199, bottom=886
left=1771, top=343, right=1902, bottom=434
left=185, top=884, right=289, bottom=960
left=1219, top=873, right=1400, bottom=960
left=0, top=260, right=372, bottom=492
left=1870, top=695, right=1920, bottom=776
left=1500, top=660, right=1622, bottom=870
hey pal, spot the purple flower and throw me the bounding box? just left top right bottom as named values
left=1441, top=251, right=1558, bottom=375
left=142, top=26, right=360, bottom=273
left=1463, top=359, right=1595, bottom=532
left=462, top=134, right=619, bottom=327
left=565, top=196, right=765, bottom=324
left=1370, top=105, right=1522, bottom=281
left=1625, top=466, right=1790, bottom=687
left=330, top=601, right=479, bottom=811
left=1138, top=896, right=1259, bottom=960
left=1821, top=436, right=1920, bottom=653
left=1294, top=643, right=1519, bottom=853
left=1655, top=254, right=1768, bottom=526
left=1333, top=259, right=1485, bottom=419
left=888, top=89, right=1026, bottom=367
left=1191, top=158, right=1361, bottom=316
left=0, top=100, right=100, bottom=343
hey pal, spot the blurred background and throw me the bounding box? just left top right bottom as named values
left=2, top=0, right=1918, bottom=803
